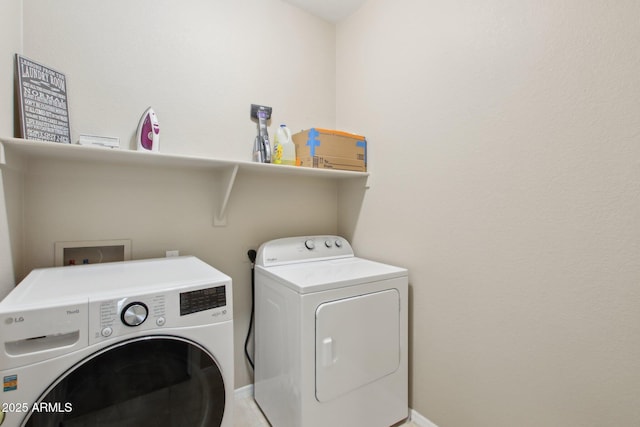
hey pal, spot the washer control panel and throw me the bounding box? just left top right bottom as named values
left=89, top=282, right=231, bottom=344
left=257, top=235, right=354, bottom=267
left=93, top=293, right=167, bottom=342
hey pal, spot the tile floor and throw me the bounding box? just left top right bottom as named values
left=234, top=392, right=419, bottom=426
left=234, top=393, right=270, bottom=427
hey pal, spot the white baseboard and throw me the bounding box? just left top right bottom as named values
left=234, top=383, right=254, bottom=399
left=410, top=409, right=439, bottom=427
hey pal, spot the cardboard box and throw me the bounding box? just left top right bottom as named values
left=292, top=128, right=366, bottom=172
left=298, top=155, right=365, bottom=172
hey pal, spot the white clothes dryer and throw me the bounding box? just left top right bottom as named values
left=0, top=256, right=233, bottom=427
left=254, top=236, right=408, bottom=427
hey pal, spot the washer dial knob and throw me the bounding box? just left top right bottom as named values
left=122, top=302, right=148, bottom=327
left=305, top=239, right=315, bottom=250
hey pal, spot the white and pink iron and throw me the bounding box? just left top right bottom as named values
left=136, top=107, right=160, bottom=152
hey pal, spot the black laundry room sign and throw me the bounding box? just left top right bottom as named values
left=15, top=54, right=71, bottom=143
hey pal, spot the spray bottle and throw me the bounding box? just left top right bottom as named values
left=273, top=124, right=296, bottom=165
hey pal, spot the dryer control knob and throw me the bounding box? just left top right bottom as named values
left=335, top=239, right=343, bottom=248
left=305, top=239, right=315, bottom=250
left=122, top=303, right=148, bottom=327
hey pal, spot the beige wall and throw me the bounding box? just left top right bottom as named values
left=10, top=0, right=339, bottom=390
left=337, top=1, right=640, bottom=426
left=22, top=0, right=336, bottom=158
left=0, top=0, right=23, bottom=298
left=0, top=0, right=21, bottom=135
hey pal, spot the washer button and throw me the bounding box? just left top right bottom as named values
left=101, top=327, right=113, bottom=337
left=325, top=240, right=333, bottom=248
left=305, top=239, right=315, bottom=250
left=122, top=303, right=148, bottom=327
left=335, top=239, right=342, bottom=248
left=156, top=317, right=166, bottom=327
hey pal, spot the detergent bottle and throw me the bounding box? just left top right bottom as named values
left=274, top=124, right=296, bottom=166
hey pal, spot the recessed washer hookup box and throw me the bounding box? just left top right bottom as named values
left=292, top=128, right=366, bottom=172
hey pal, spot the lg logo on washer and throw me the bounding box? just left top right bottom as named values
left=4, top=316, right=24, bottom=325
left=4, top=308, right=79, bottom=325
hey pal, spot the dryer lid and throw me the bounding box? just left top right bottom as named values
left=257, top=257, right=407, bottom=294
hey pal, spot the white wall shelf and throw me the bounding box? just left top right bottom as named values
left=0, top=137, right=369, bottom=226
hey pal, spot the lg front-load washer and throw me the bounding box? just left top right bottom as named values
left=0, top=256, right=233, bottom=427
left=254, top=236, right=408, bottom=427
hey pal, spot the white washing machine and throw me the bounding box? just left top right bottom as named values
left=0, top=256, right=234, bottom=427
left=254, top=236, right=408, bottom=427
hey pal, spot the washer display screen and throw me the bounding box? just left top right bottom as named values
left=180, top=286, right=226, bottom=316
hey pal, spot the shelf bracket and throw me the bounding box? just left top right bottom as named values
left=213, top=164, right=239, bottom=227
left=0, top=141, right=26, bottom=172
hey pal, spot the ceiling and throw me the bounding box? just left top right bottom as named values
left=281, top=0, right=367, bottom=23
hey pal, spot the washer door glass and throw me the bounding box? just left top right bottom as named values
left=24, top=336, right=226, bottom=427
